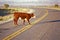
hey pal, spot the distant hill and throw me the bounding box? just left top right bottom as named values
left=0, top=0, right=60, bottom=6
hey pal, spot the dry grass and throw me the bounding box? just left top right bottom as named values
left=0, top=14, right=13, bottom=21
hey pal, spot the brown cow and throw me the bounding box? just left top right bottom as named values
left=13, top=12, right=35, bottom=26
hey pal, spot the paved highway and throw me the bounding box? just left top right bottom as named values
left=0, top=7, right=60, bottom=40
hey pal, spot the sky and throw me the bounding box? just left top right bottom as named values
left=0, top=0, right=60, bottom=6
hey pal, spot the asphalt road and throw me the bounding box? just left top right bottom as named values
left=0, top=7, right=60, bottom=40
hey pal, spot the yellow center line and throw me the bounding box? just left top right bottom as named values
left=3, top=10, right=48, bottom=40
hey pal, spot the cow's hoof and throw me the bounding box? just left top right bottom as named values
left=14, top=24, right=18, bottom=27
left=29, top=23, right=31, bottom=25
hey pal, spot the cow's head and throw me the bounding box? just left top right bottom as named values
left=31, top=13, right=36, bottom=18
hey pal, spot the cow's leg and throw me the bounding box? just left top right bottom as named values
left=14, top=16, right=19, bottom=26
left=14, top=18, right=18, bottom=25
left=23, top=20, right=25, bottom=25
left=27, top=19, right=31, bottom=24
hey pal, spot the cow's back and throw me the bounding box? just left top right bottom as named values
left=14, top=12, right=30, bottom=19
